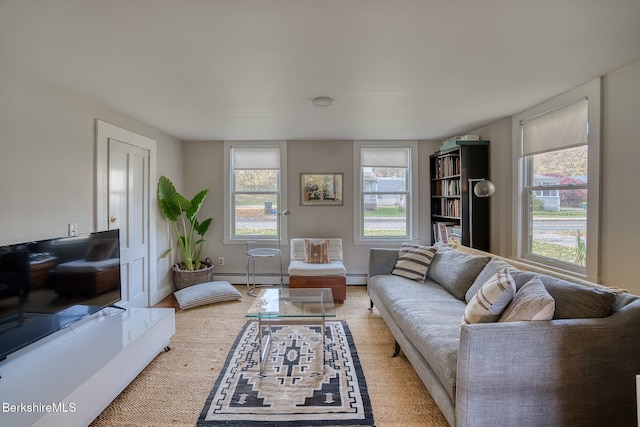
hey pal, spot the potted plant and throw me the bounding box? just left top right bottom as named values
left=157, top=175, right=213, bottom=289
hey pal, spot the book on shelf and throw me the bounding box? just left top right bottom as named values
left=434, top=155, right=461, bottom=178
left=434, top=221, right=457, bottom=244
left=439, top=198, right=460, bottom=218
left=447, top=225, right=462, bottom=245
left=434, top=180, right=442, bottom=196
left=441, top=179, right=460, bottom=197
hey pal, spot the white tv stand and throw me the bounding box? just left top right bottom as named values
left=0, top=307, right=175, bottom=427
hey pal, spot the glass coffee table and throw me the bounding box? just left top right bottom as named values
left=246, top=287, right=336, bottom=373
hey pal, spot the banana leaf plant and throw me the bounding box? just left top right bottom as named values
left=157, top=175, right=212, bottom=271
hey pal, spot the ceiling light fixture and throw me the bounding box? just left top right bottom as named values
left=311, top=96, right=333, bottom=107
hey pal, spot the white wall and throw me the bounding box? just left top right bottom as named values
left=183, top=139, right=439, bottom=283
left=472, top=117, right=513, bottom=256
left=470, top=60, right=640, bottom=295
left=600, top=61, right=640, bottom=293
left=0, top=64, right=184, bottom=304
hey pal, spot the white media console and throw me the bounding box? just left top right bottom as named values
left=0, top=307, right=175, bottom=427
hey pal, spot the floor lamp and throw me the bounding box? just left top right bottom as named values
left=467, top=179, right=495, bottom=248
left=277, top=209, right=291, bottom=286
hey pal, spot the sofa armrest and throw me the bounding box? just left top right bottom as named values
left=368, top=248, right=399, bottom=278
left=456, top=316, right=639, bottom=427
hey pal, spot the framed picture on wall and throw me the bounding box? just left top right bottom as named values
left=300, top=173, right=343, bottom=206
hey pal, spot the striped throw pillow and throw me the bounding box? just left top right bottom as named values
left=462, top=268, right=516, bottom=325
left=391, top=243, right=437, bottom=282
left=499, top=276, right=555, bottom=322
left=173, top=281, right=241, bottom=310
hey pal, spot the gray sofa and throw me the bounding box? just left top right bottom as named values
left=368, top=245, right=640, bottom=427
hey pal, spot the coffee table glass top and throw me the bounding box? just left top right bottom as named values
left=246, top=288, right=336, bottom=319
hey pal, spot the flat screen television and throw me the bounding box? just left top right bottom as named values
left=0, top=229, right=122, bottom=361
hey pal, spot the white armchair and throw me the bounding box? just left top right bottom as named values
left=287, top=238, right=347, bottom=302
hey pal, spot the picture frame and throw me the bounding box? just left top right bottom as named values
left=300, top=173, right=343, bottom=206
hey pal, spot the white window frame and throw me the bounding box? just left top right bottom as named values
left=353, top=140, right=419, bottom=245
left=512, top=78, right=601, bottom=281
left=223, top=141, right=288, bottom=244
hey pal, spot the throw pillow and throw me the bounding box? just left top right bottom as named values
left=391, top=243, right=437, bottom=282
left=173, top=281, right=241, bottom=310
left=499, top=276, right=555, bottom=322
left=462, top=268, right=516, bottom=325
left=304, top=239, right=330, bottom=263
left=427, top=250, right=491, bottom=300
left=465, top=258, right=514, bottom=303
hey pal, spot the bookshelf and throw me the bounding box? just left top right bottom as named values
left=430, top=141, right=490, bottom=251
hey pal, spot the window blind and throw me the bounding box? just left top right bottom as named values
left=522, top=98, right=588, bottom=156
left=361, top=146, right=409, bottom=167
left=232, top=146, right=280, bottom=169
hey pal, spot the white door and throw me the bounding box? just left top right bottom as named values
left=96, top=120, right=157, bottom=308
left=108, top=139, right=149, bottom=307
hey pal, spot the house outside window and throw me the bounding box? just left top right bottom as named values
left=223, top=141, right=287, bottom=243
left=354, top=141, right=418, bottom=244
left=533, top=175, right=561, bottom=211
left=513, top=79, right=601, bottom=280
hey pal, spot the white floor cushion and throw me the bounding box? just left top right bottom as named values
left=174, top=281, right=241, bottom=310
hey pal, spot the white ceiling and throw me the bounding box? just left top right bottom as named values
left=1, top=0, right=639, bottom=141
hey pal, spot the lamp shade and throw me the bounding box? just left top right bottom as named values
left=473, top=180, right=495, bottom=198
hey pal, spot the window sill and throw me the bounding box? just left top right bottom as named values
left=223, top=238, right=289, bottom=245
left=353, top=238, right=419, bottom=246
left=512, top=255, right=591, bottom=282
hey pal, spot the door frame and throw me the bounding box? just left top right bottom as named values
left=95, top=119, right=157, bottom=307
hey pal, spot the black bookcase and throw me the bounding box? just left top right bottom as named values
left=429, top=142, right=490, bottom=251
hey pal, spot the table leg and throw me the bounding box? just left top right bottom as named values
left=247, top=256, right=257, bottom=296
left=258, top=317, right=262, bottom=363
left=258, top=320, right=272, bottom=374
left=322, top=318, right=326, bottom=374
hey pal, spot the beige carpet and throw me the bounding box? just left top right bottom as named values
left=91, top=285, right=448, bottom=427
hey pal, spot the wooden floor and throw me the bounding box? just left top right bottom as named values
left=152, top=293, right=180, bottom=310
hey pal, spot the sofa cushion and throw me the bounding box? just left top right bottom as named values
left=288, top=260, right=346, bottom=276
left=173, top=281, right=241, bottom=310
left=391, top=243, right=437, bottom=282
left=463, top=269, right=516, bottom=324
left=465, top=258, right=514, bottom=303
left=509, top=270, right=615, bottom=319
left=509, top=269, right=539, bottom=290
left=427, top=250, right=491, bottom=300
left=538, top=274, right=615, bottom=319
left=499, top=276, right=555, bottom=322
left=370, top=275, right=460, bottom=306
left=390, top=292, right=466, bottom=402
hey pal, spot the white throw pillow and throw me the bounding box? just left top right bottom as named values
left=174, top=281, right=241, bottom=310
left=462, top=268, right=516, bottom=325
left=499, top=276, right=555, bottom=322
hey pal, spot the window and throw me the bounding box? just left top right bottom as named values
left=223, top=141, right=287, bottom=242
left=354, top=141, right=418, bottom=244
left=513, top=79, right=601, bottom=279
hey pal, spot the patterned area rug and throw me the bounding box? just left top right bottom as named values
left=196, top=320, right=374, bottom=426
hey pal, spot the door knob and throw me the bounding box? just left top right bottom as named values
left=110, top=216, right=117, bottom=223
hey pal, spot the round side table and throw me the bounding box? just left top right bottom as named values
left=246, top=242, right=283, bottom=296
